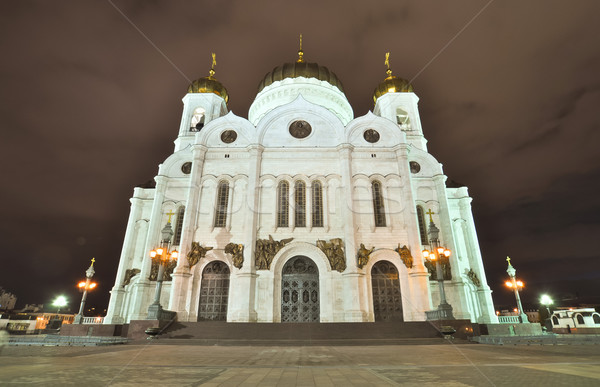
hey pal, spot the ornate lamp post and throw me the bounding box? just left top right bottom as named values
left=74, top=258, right=97, bottom=324
left=422, top=211, right=454, bottom=320
left=147, top=217, right=178, bottom=320
left=505, top=256, right=528, bottom=323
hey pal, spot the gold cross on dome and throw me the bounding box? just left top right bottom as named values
left=297, top=34, right=304, bottom=63
left=209, top=53, right=216, bottom=77
left=385, top=52, right=390, bottom=69
left=91, top=257, right=95, bottom=266
left=426, top=209, right=435, bottom=223
left=166, top=210, right=176, bottom=223
left=506, top=256, right=512, bottom=265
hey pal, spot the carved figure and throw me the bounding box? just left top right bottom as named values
left=255, top=235, right=293, bottom=270
left=123, top=268, right=140, bottom=286
left=187, top=242, right=214, bottom=268
left=149, top=257, right=178, bottom=281
left=424, top=256, right=452, bottom=281
left=225, top=243, right=244, bottom=269
left=466, top=268, right=481, bottom=287
left=317, top=238, right=346, bottom=272
left=394, top=244, right=413, bottom=269
left=356, top=243, right=375, bottom=269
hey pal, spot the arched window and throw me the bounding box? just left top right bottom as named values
left=312, top=181, right=323, bottom=227
left=190, top=107, right=205, bottom=131
left=593, top=314, right=600, bottom=324
left=294, top=181, right=306, bottom=227
left=576, top=314, right=585, bottom=325
left=396, top=107, right=410, bottom=128
left=416, top=206, right=429, bottom=244
left=173, top=206, right=185, bottom=245
left=277, top=181, right=289, bottom=227
left=214, top=181, right=229, bottom=227
left=372, top=181, right=386, bottom=227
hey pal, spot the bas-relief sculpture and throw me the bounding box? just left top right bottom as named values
left=123, top=268, right=140, bottom=286
left=187, top=242, right=214, bottom=268
left=424, top=256, right=452, bottom=281
left=466, top=268, right=481, bottom=287
left=316, top=238, right=346, bottom=272
left=255, top=235, right=294, bottom=270
left=225, top=242, right=244, bottom=269
left=394, top=244, right=413, bottom=269
left=149, top=258, right=177, bottom=281
left=356, top=243, right=375, bottom=269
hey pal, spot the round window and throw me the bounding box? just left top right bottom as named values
left=409, top=161, right=421, bottom=174
left=289, top=120, right=312, bottom=139
left=181, top=162, right=192, bottom=174
left=220, top=130, right=237, bottom=144
left=363, top=129, right=380, bottom=143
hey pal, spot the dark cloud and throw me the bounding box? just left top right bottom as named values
left=1, top=0, right=599, bottom=311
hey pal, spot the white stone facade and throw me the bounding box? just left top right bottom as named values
left=104, top=71, right=498, bottom=325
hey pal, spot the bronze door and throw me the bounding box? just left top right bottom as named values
left=281, top=256, right=319, bottom=323
left=198, top=261, right=230, bottom=321
left=371, top=261, right=403, bottom=321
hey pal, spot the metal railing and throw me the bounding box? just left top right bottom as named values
left=81, top=317, right=104, bottom=324
left=498, top=315, right=521, bottom=324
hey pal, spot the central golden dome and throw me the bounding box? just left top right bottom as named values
left=258, top=61, right=345, bottom=94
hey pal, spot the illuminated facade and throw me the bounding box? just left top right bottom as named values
left=104, top=49, right=498, bottom=325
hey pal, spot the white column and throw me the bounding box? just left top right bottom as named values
left=337, top=144, right=366, bottom=321
left=228, top=145, right=263, bottom=322
left=168, top=145, right=207, bottom=320
left=129, top=175, right=169, bottom=320
left=104, top=195, right=143, bottom=324
left=394, top=145, right=431, bottom=321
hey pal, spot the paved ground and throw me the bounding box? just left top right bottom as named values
left=1, top=341, right=599, bottom=386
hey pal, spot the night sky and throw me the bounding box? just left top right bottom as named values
left=1, top=1, right=599, bottom=314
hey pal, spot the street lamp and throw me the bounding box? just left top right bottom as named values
left=147, top=217, right=178, bottom=320
left=52, top=295, right=67, bottom=315
left=540, top=294, right=553, bottom=330
left=74, top=258, right=98, bottom=324
left=505, top=256, right=528, bottom=323
left=422, top=213, right=454, bottom=320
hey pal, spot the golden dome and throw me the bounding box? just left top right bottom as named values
left=372, top=52, right=413, bottom=104
left=258, top=61, right=345, bottom=94
left=187, top=53, right=229, bottom=103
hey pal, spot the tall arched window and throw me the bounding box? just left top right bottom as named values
left=214, top=181, right=229, bottom=227
left=576, top=314, right=585, bottom=325
left=416, top=206, right=429, bottom=244
left=372, top=181, right=386, bottom=227
left=294, top=181, right=306, bottom=227
left=277, top=181, right=289, bottom=227
left=190, top=107, right=205, bottom=131
left=312, top=181, right=323, bottom=227
left=173, top=206, right=185, bottom=245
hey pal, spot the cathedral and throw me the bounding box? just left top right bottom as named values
left=104, top=46, right=498, bottom=325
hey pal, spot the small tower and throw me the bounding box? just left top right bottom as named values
left=175, top=53, right=229, bottom=151
left=372, top=52, right=427, bottom=151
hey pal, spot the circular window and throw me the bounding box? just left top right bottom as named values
left=181, top=162, right=192, bottom=174
left=363, top=129, right=380, bottom=143
left=409, top=161, right=421, bottom=174
left=289, top=120, right=312, bottom=139
left=220, top=130, right=237, bottom=144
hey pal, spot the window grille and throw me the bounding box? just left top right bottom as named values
left=214, top=181, right=229, bottom=227
left=294, top=181, right=306, bottom=227
left=417, top=206, right=429, bottom=244
left=173, top=206, right=185, bottom=245
left=312, top=181, right=323, bottom=227
left=277, top=181, right=289, bottom=227
left=372, top=181, right=386, bottom=227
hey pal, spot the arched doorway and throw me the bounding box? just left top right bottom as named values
left=281, top=256, right=319, bottom=322
left=198, top=261, right=230, bottom=321
left=371, top=260, right=403, bottom=321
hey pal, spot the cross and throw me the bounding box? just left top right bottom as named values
left=211, top=52, right=216, bottom=70
left=166, top=210, right=176, bottom=223
left=297, top=34, right=304, bottom=63
left=299, top=34, right=303, bottom=51
left=385, top=52, right=390, bottom=69
left=506, top=256, right=511, bottom=265
left=426, top=209, right=435, bottom=223
left=90, top=257, right=95, bottom=266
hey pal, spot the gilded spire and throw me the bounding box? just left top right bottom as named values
left=209, top=52, right=217, bottom=78
left=384, top=52, right=393, bottom=79
left=297, top=34, right=304, bottom=63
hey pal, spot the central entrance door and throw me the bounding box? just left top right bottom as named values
left=371, top=260, right=403, bottom=321
left=281, top=256, right=319, bottom=322
left=198, top=261, right=230, bottom=321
